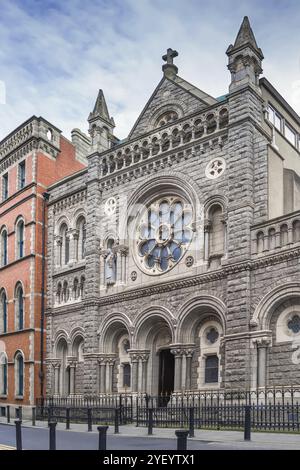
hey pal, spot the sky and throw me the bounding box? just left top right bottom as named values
left=1, top=0, right=300, bottom=141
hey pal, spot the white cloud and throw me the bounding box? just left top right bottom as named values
left=1, top=0, right=300, bottom=142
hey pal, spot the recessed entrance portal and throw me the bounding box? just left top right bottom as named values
left=158, top=349, right=174, bottom=397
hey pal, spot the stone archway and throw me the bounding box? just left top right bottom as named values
left=100, top=319, right=131, bottom=393
left=135, top=314, right=174, bottom=395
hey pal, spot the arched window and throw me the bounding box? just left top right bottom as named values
left=59, top=223, right=69, bottom=266
left=0, top=290, right=7, bottom=334
left=208, top=204, right=224, bottom=256
left=80, top=276, right=85, bottom=299
left=62, top=281, right=68, bottom=303
left=204, top=355, right=219, bottom=383
left=154, top=110, right=178, bottom=128
left=0, top=353, right=8, bottom=395
left=15, top=284, right=24, bottom=330
left=73, top=278, right=79, bottom=300
left=56, top=283, right=62, bottom=304
left=280, top=224, right=288, bottom=246
left=257, top=231, right=264, bottom=253
left=1, top=229, right=8, bottom=266
left=17, top=220, right=24, bottom=259
left=123, top=364, right=131, bottom=388
left=56, top=338, right=68, bottom=396
left=76, top=217, right=86, bottom=261
left=15, top=353, right=24, bottom=397
left=293, top=220, right=300, bottom=243
left=268, top=228, right=276, bottom=250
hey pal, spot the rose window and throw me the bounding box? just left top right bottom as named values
left=136, top=196, right=193, bottom=274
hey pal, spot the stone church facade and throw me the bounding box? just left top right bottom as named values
left=45, top=17, right=300, bottom=398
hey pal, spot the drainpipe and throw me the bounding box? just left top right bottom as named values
left=39, top=192, right=50, bottom=400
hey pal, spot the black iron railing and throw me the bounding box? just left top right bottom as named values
left=36, top=388, right=300, bottom=432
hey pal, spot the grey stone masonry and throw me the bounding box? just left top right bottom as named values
left=45, top=17, right=300, bottom=397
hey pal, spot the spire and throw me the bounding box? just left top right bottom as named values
left=226, top=16, right=263, bottom=93
left=88, top=89, right=114, bottom=126
left=88, top=89, right=115, bottom=152
left=227, top=16, right=263, bottom=59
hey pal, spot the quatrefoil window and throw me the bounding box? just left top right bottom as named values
left=205, top=158, right=226, bottom=179
left=206, top=328, right=219, bottom=344
left=287, top=315, right=300, bottom=334
left=104, top=197, right=117, bottom=216
left=136, top=196, right=193, bottom=274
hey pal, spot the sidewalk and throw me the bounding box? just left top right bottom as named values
left=1, top=417, right=300, bottom=448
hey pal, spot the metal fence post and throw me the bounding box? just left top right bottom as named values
left=48, top=406, right=53, bottom=427
left=114, top=407, right=119, bottom=434
left=244, top=405, right=251, bottom=441
left=175, top=429, right=189, bottom=451
left=66, top=407, right=70, bottom=430
left=189, top=406, right=195, bottom=438
left=148, top=407, right=153, bottom=435
left=97, top=426, right=109, bottom=450
left=15, top=419, right=22, bottom=450
left=49, top=420, right=57, bottom=450
left=87, top=407, right=92, bottom=432
left=6, top=405, right=10, bottom=424
left=32, top=406, right=36, bottom=426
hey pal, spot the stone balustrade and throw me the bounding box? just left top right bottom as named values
left=252, top=211, right=300, bottom=255
left=92, top=104, right=229, bottom=178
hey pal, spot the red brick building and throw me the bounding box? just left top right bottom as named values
left=0, top=117, right=88, bottom=416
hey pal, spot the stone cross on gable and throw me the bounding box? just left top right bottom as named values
left=162, top=48, right=178, bottom=65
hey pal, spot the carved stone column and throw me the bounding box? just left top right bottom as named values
left=171, top=348, right=182, bottom=392
left=67, top=357, right=77, bottom=395
left=71, top=229, right=79, bottom=263
left=98, top=359, right=106, bottom=393
left=129, top=353, right=139, bottom=393
left=254, top=337, right=271, bottom=388
left=119, top=245, right=129, bottom=284
left=107, top=358, right=115, bottom=393
left=204, top=219, right=211, bottom=262
left=54, top=236, right=62, bottom=267
left=53, top=362, right=61, bottom=396
left=181, top=346, right=194, bottom=390
left=100, top=249, right=109, bottom=287
left=140, top=353, right=149, bottom=392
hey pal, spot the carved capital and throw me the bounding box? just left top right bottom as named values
left=253, top=336, right=272, bottom=348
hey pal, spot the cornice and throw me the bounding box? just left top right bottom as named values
left=96, top=248, right=300, bottom=306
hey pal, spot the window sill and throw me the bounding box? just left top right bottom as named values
left=0, top=395, right=7, bottom=399
left=15, top=396, right=24, bottom=401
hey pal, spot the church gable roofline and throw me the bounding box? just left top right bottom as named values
left=128, top=49, right=218, bottom=140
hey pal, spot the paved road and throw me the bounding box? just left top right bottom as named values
left=0, top=423, right=300, bottom=450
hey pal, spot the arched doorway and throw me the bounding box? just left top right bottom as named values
left=158, top=348, right=174, bottom=396
left=136, top=313, right=175, bottom=395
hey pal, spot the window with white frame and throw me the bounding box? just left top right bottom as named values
left=18, top=161, right=26, bottom=190
left=2, top=173, right=8, bottom=201
left=1, top=229, right=8, bottom=266
left=285, top=123, right=297, bottom=146
left=0, top=353, right=8, bottom=395
left=17, top=220, right=24, bottom=259
left=15, top=284, right=24, bottom=330
left=0, top=290, right=7, bottom=334
left=15, top=352, right=24, bottom=397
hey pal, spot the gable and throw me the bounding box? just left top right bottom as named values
left=128, top=76, right=217, bottom=140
